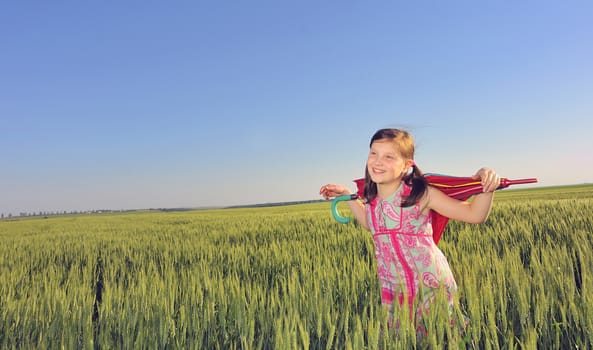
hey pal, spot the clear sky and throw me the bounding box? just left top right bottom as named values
left=2, top=1, right=592, bottom=216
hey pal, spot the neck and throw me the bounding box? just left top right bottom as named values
left=376, top=180, right=402, bottom=199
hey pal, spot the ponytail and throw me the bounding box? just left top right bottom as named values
left=362, top=167, right=374, bottom=203
left=401, top=164, right=428, bottom=207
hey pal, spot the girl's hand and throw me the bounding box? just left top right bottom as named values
left=319, top=184, right=351, bottom=200
left=472, top=167, right=501, bottom=192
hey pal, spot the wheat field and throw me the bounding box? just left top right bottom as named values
left=1, top=185, right=592, bottom=349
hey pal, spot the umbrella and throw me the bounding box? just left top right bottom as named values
left=331, top=174, right=538, bottom=243
left=423, top=174, right=538, bottom=243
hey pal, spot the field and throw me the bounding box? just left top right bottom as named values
left=1, top=185, right=592, bottom=349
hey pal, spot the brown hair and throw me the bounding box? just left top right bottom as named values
left=363, top=128, right=428, bottom=206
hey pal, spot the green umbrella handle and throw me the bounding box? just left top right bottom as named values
left=331, top=194, right=358, bottom=224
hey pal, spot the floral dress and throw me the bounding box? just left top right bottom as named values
left=366, top=182, right=457, bottom=326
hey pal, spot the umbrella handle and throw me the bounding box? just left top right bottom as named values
left=331, top=194, right=358, bottom=224
left=500, top=178, right=538, bottom=187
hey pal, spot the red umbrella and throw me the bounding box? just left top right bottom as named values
left=423, top=174, right=537, bottom=243
left=346, top=174, right=537, bottom=244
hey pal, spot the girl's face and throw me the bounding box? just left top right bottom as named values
left=367, top=139, right=409, bottom=185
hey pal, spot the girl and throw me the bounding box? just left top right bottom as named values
left=319, top=128, right=500, bottom=332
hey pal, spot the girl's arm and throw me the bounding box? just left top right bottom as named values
left=345, top=200, right=369, bottom=230
left=424, top=168, right=500, bottom=224
left=320, top=184, right=370, bottom=230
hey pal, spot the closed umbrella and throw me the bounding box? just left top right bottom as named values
left=331, top=174, right=537, bottom=243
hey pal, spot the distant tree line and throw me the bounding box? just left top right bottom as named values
left=0, top=209, right=135, bottom=220
left=0, top=199, right=328, bottom=220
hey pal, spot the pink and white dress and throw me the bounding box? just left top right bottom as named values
left=366, top=182, right=457, bottom=325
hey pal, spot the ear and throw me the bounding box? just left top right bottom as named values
left=406, top=159, right=416, bottom=169
left=405, top=159, right=415, bottom=176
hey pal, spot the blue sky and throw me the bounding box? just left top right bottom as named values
left=1, top=1, right=592, bottom=215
